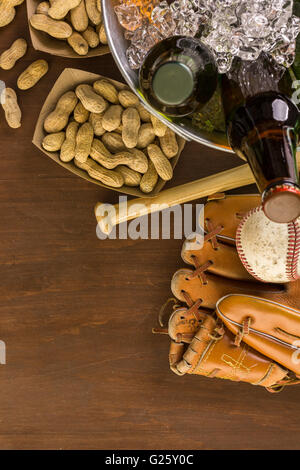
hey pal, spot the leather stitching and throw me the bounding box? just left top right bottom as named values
left=191, top=339, right=216, bottom=374
left=221, top=344, right=255, bottom=380
left=252, top=363, right=274, bottom=386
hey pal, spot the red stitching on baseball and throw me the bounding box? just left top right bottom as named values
left=291, top=220, right=300, bottom=280
left=285, top=221, right=296, bottom=281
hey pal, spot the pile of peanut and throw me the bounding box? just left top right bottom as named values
left=30, top=0, right=107, bottom=56
left=42, top=80, right=180, bottom=193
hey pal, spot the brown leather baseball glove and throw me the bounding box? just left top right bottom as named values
left=153, top=194, right=300, bottom=392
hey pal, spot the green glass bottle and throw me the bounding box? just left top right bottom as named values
left=139, top=36, right=218, bottom=117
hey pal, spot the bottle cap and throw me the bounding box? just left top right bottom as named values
left=263, top=185, right=300, bottom=223
left=152, top=62, right=194, bottom=106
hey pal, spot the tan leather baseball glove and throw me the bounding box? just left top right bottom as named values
left=153, top=194, right=300, bottom=392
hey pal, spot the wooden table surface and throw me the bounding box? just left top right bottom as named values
left=0, top=5, right=300, bottom=451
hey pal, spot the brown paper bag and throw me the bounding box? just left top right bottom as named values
left=26, top=0, right=110, bottom=59
left=32, top=68, right=186, bottom=197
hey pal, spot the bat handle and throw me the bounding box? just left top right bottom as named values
left=95, top=196, right=165, bottom=235
left=94, top=164, right=255, bottom=235
left=95, top=153, right=300, bottom=235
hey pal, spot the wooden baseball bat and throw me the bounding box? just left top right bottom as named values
left=95, top=154, right=300, bottom=235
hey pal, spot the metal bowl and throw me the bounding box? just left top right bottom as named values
left=102, top=0, right=234, bottom=154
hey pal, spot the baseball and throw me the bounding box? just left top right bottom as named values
left=236, top=206, right=300, bottom=283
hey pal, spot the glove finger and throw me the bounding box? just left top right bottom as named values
left=180, top=194, right=262, bottom=282
left=171, top=268, right=286, bottom=310
left=181, top=237, right=253, bottom=281
left=204, top=193, right=261, bottom=239
left=167, top=307, right=212, bottom=343
left=217, top=294, right=300, bottom=375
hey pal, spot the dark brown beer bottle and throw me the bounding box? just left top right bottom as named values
left=222, top=55, right=300, bottom=223
left=139, top=36, right=218, bottom=117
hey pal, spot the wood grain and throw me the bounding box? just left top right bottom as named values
left=0, top=5, right=300, bottom=451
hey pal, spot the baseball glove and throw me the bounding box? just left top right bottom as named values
left=153, top=193, right=300, bottom=392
